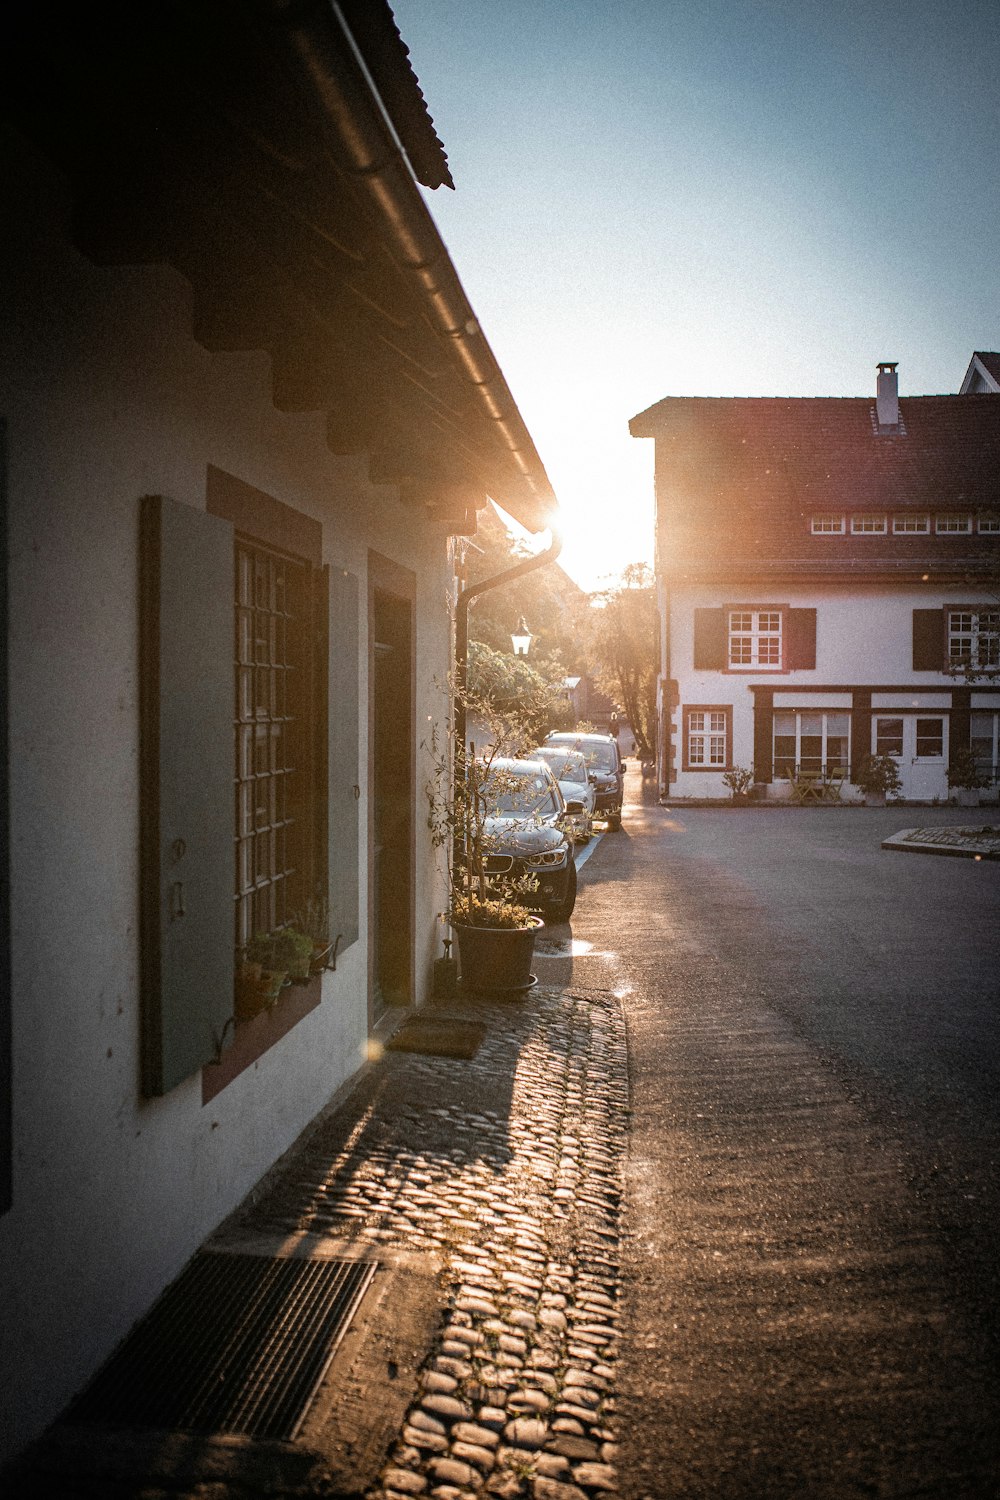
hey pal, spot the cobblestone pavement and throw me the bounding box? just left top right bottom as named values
left=239, top=985, right=628, bottom=1500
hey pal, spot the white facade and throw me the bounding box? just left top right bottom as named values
left=666, top=581, right=1000, bottom=803
left=0, top=136, right=454, bottom=1460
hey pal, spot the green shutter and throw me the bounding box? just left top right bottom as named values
left=140, top=496, right=235, bottom=1096
left=328, top=566, right=360, bottom=953
left=913, top=609, right=945, bottom=670
left=693, top=608, right=726, bottom=669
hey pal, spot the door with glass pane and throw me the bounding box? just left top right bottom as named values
left=873, top=715, right=947, bottom=800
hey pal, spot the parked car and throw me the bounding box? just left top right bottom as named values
left=530, top=745, right=596, bottom=842
left=475, top=757, right=580, bottom=922
left=543, top=731, right=624, bottom=830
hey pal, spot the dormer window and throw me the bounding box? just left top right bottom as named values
left=892, top=514, right=930, bottom=534
left=810, top=515, right=845, bottom=535
left=851, top=514, right=887, bottom=534
left=936, top=514, right=972, bottom=534
left=978, top=514, right=1000, bottom=534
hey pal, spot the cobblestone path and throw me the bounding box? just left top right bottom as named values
left=243, top=987, right=628, bottom=1500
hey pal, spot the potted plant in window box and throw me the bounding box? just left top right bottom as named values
left=855, top=753, right=903, bottom=807
left=947, top=748, right=987, bottom=808
left=293, top=894, right=336, bottom=974
left=234, top=954, right=288, bottom=1021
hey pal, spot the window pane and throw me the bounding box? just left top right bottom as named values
left=876, top=718, right=903, bottom=756
left=915, top=719, right=943, bottom=757
left=826, top=736, right=849, bottom=772
left=800, top=712, right=822, bottom=735
left=826, top=713, right=849, bottom=736
left=773, top=712, right=795, bottom=734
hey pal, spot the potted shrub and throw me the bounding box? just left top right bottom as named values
left=426, top=690, right=547, bottom=994
left=855, top=753, right=902, bottom=807
left=234, top=958, right=287, bottom=1020
left=947, top=748, right=987, bottom=808
left=245, top=927, right=314, bottom=983
left=293, top=894, right=336, bottom=973
left=722, top=765, right=755, bottom=803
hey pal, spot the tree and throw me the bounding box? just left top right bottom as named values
left=589, top=563, right=658, bottom=760
left=467, top=640, right=573, bottom=748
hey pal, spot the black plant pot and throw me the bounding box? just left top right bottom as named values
left=455, top=918, right=542, bottom=994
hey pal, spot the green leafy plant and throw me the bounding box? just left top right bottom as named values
left=451, top=894, right=535, bottom=929
left=947, top=747, right=987, bottom=791
left=855, top=753, right=903, bottom=797
left=722, top=765, right=755, bottom=798
left=245, top=927, right=314, bottom=981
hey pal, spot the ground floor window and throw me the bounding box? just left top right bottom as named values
left=234, top=535, right=317, bottom=949
left=971, top=712, right=1000, bottom=783
left=684, top=706, right=731, bottom=769
left=773, top=710, right=850, bottom=778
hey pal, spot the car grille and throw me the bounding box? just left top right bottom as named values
left=484, top=854, right=514, bottom=874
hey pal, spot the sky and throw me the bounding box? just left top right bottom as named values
left=392, top=0, right=1000, bottom=590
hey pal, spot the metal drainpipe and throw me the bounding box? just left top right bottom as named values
left=454, top=527, right=563, bottom=760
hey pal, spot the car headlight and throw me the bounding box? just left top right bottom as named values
left=523, top=848, right=567, bottom=869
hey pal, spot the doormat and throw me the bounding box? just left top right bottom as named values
left=385, top=1017, right=486, bottom=1059
left=67, top=1251, right=376, bottom=1441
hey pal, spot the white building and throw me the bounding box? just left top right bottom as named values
left=0, top=2, right=556, bottom=1464
left=630, top=361, right=1000, bottom=803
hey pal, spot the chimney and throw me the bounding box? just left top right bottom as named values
left=876, top=361, right=899, bottom=428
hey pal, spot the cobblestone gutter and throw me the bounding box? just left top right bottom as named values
left=244, top=987, right=628, bottom=1500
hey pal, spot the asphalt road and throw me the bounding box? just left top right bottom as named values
left=574, top=789, right=1000, bottom=1499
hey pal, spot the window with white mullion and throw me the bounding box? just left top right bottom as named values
left=728, top=609, right=782, bottom=670
left=971, top=712, right=1000, bottom=783
left=773, top=711, right=850, bottom=779
left=688, top=710, right=727, bottom=767
left=948, top=609, right=1000, bottom=672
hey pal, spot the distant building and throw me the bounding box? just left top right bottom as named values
left=630, top=359, right=1000, bottom=802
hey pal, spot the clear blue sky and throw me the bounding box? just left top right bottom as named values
left=392, top=0, right=1000, bottom=589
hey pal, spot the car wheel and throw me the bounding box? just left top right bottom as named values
left=544, top=857, right=577, bottom=923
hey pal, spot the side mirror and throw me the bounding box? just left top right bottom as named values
left=565, top=799, right=585, bottom=815
left=588, top=772, right=598, bottom=784
left=619, top=760, right=628, bottom=769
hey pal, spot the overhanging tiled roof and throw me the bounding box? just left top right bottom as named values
left=629, top=393, right=1000, bottom=582
left=4, top=0, right=555, bottom=533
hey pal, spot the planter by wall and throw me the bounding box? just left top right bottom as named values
left=455, top=916, right=543, bottom=994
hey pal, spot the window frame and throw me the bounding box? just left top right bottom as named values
left=772, top=709, right=851, bottom=781
left=810, top=514, right=845, bottom=535
left=936, top=513, right=973, bottom=534
left=978, top=513, right=1000, bottom=534
left=892, top=514, right=930, bottom=534
left=850, top=513, right=888, bottom=535
left=725, top=604, right=786, bottom=673
left=971, top=711, right=1000, bottom=783
left=682, top=704, right=733, bottom=771
left=946, top=606, right=1000, bottom=673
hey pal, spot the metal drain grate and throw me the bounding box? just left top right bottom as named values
left=68, top=1251, right=376, bottom=1441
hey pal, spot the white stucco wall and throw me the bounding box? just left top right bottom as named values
left=0, top=133, right=452, bottom=1459
left=667, top=580, right=986, bottom=800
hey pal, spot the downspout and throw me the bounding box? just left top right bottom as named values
left=455, top=527, right=563, bottom=759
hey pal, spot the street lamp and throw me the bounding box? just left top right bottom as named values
left=511, top=616, right=533, bottom=656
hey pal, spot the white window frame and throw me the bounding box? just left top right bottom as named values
left=978, top=514, right=1000, bottom=534
left=936, top=514, right=972, bottom=534
left=727, top=608, right=783, bottom=671
left=810, top=515, right=845, bottom=535
left=687, top=710, right=728, bottom=768
left=971, top=711, right=1000, bottom=783
left=947, top=609, right=1000, bottom=671
left=892, top=514, right=930, bottom=534
left=851, top=514, right=887, bottom=534
left=773, top=710, right=851, bottom=779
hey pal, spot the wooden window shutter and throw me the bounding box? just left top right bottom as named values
left=140, top=496, right=235, bottom=1096
left=693, top=608, right=726, bottom=669
left=328, top=567, right=360, bottom=953
left=787, top=609, right=817, bottom=669
left=912, top=609, right=945, bottom=670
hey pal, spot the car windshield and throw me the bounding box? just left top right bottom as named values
left=533, top=748, right=588, bottom=784
left=481, top=765, right=559, bottom=818
left=550, top=738, right=617, bottom=772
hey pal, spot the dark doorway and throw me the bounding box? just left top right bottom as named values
left=370, top=584, right=413, bottom=1023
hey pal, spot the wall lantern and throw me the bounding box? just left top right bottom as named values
left=511, top=616, right=533, bottom=656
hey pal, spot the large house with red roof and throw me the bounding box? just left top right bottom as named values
left=630, top=357, right=1000, bottom=803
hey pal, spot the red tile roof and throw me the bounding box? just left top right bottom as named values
left=629, top=394, right=1000, bottom=583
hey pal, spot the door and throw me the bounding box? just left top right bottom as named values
left=873, top=715, right=948, bottom=801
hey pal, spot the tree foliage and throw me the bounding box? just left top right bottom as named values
left=467, top=640, right=573, bottom=747
left=589, top=563, right=658, bottom=759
